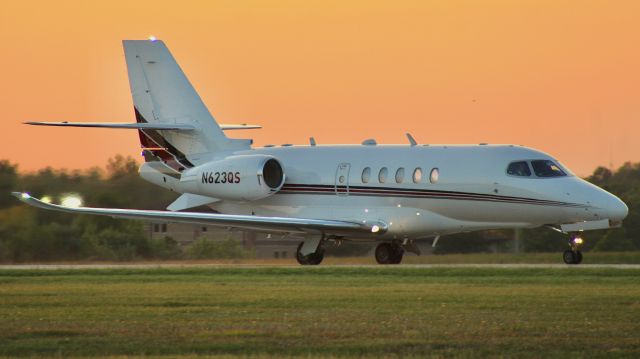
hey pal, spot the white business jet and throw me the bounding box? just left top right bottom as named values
left=14, top=39, right=628, bottom=265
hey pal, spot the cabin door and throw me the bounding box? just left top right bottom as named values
left=334, top=163, right=351, bottom=196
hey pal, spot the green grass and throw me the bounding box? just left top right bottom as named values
left=400, top=251, right=640, bottom=264
left=1, top=267, right=639, bottom=358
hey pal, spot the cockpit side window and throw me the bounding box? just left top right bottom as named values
left=506, top=161, right=531, bottom=177
left=531, top=160, right=567, bottom=177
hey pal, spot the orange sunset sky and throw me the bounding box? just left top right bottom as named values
left=1, top=1, right=638, bottom=176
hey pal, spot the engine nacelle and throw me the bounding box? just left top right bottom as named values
left=177, top=155, right=285, bottom=201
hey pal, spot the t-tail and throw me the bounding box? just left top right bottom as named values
left=123, top=39, right=252, bottom=173
left=25, top=39, right=259, bottom=178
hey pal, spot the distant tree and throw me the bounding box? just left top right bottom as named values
left=0, top=160, right=18, bottom=209
left=593, top=228, right=635, bottom=252
left=0, top=206, right=37, bottom=262
left=324, top=242, right=373, bottom=257
left=106, top=155, right=139, bottom=179
left=522, top=227, right=567, bottom=252
left=587, top=162, right=640, bottom=249
left=188, top=237, right=250, bottom=259
left=589, top=166, right=612, bottom=186
left=149, top=236, right=182, bottom=260
left=88, top=221, right=150, bottom=261
left=433, top=231, right=502, bottom=254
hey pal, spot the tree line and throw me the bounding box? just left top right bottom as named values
left=0, top=156, right=637, bottom=262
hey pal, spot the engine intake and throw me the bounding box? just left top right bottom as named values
left=262, top=158, right=284, bottom=189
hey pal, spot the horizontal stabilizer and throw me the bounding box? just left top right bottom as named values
left=167, top=193, right=219, bottom=211
left=25, top=122, right=260, bottom=131
left=25, top=121, right=195, bottom=130
left=13, top=192, right=387, bottom=236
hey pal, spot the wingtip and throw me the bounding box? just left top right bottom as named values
left=11, top=192, right=30, bottom=200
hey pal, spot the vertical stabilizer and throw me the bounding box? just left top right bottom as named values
left=123, top=39, right=249, bottom=172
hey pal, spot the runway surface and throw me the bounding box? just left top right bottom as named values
left=1, top=263, right=639, bottom=270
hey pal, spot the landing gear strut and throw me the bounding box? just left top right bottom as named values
left=296, top=242, right=324, bottom=265
left=563, top=234, right=584, bottom=265
left=375, top=243, right=404, bottom=264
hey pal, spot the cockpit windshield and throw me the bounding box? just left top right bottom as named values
left=507, top=160, right=570, bottom=178
left=506, top=161, right=531, bottom=177
left=530, top=160, right=567, bottom=177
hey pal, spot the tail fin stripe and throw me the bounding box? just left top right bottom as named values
left=135, top=107, right=194, bottom=171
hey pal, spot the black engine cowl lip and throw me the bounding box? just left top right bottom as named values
left=259, top=157, right=285, bottom=190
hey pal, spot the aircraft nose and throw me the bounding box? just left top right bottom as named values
left=603, top=193, right=628, bottom=222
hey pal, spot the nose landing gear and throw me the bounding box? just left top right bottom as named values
left=563, top=234, right=583, bottom=265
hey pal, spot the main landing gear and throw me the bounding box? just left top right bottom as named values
left=296, top=241, right=325, bottom=265
left=375, top=243, right=404, bottom=264
left=563, top=234, right=584, bottom=265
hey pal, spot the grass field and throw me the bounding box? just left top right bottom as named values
left=4, top=251, right=640, bottom=267
left=1, top=267, right=639, bottom=358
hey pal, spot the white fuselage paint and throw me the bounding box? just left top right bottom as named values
left=148, top=143, right=627, bottom=242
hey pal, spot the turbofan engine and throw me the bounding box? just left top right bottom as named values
left=177, top=155, right=285, bottom=201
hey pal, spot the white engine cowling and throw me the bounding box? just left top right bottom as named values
left=177, top=155, right=285, bottom=201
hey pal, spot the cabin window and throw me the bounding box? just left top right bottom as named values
left=378, top=167, right=388, bottom=183
left=413, top=168, right=422, bottom=183
left=361, top=167, right=371, bottom=183
left=506, top=161, right=532, bottom=177
left=395, top=168, right=405, bottom=183
left=531, top=160, right=567, bottom=177
left=429, top=168, right=439, bottom=184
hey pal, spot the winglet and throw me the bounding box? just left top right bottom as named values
left=12, top=192, right=31, bottom=201
left=12, top=192, right=59, bottom=211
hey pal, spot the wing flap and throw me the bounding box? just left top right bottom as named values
left=13, top=193, right=386, bottom=236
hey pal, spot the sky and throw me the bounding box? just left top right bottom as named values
left=1, top=0, right=638, bottom=176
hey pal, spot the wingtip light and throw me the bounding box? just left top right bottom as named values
left=149, top=35, right=157, bottom=42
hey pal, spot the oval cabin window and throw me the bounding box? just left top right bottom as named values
left=430, top=168, right=439, bottom=184
left=378, top=167, right=388, bottom=183
left=395, top=168, right=405, bottom=183
left=361, top=167, right=371, bottom=183
left=413, top=168, right=422, bottom=183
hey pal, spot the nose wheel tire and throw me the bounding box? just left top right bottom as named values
left=563, top=249, right=583, bottom=265
left=375, top=243, right=404, bottom=264
left=296, top=242, right=324, bottom=265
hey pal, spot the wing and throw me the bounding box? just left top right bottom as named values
left=12, top=193, right=386, bottom=236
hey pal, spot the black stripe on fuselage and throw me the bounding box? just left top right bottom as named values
left=278, top=183, right=584, bottom=207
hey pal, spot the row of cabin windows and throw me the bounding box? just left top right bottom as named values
left=361, top=167, right=439, bottom=184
